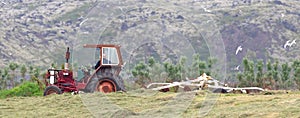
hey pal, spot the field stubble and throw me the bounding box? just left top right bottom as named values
left=0, top=90, right=299, bottom=118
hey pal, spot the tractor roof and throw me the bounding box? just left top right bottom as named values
left=83, top=44, right=121, bottom=48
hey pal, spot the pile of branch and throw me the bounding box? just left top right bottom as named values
left=147, top=73, right=264, bottom=94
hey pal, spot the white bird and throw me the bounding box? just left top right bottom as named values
left=239, top=10, right=243, bottom=13
left=284, top=39, right=296, bottom=49
left=234, top=65, right=240, bottom=71
left=235, top=46, right=242, bottom=55
left=202, top=7, right=211, bottom=13
left=291, top=39, right=296, bottom=46
left=284, top=40, right=291, bottom=48
left=79, top=18, right=88, bottom=26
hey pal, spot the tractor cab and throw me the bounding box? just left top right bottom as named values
left=82, top=44, right=125, bottom=93
left=94, top=46, right=122, bottom=69
left=84, top=44, right=123, bottom=76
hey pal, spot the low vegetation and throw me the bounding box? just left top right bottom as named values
left=0, top=81, right=43, bottom=99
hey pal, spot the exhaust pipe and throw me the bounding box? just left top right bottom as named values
left=65, top=47, right=70, bottom=70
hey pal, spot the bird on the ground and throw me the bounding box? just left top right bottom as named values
left=235, top=46, right=242, bottom=55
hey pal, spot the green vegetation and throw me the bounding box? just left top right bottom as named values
left=0, top=81, right=43, bottom=99
left=237, top=58, right=300, bottom=90
left=0, top=63, right=45, bottom=94
left=0, top=62, right=45, bottom=99
left=9, top=62, right=19, bottom=88
left=20, top=64, right=27, bottom=83
left=132, top=60, right=151, bottom=88
left=293, top=60, right=300, bottom=90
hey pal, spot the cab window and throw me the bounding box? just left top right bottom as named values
left=102, top=47, right=119, bottom=65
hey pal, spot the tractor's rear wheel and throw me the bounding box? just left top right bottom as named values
left=85, top=72, right=125, bottom=93
left=44, top=86, right=62, bottom=96
left=97, top=79, right=116, bottom=93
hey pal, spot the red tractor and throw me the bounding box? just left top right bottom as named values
left=43, top=44, right=126, bottom=96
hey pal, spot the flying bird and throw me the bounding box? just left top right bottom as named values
left=235, top=46, right=242, bottom=55
left=284, top=40, right=291, bottom=48
left=79, top=18, right=88, bottom=26
left=291, top=39, right=296, bottom=45
left=284, top=39, right=296, bottom=49
left=202, top=7, right=211, bottom=13
left=234, top=65, right=240, bottom=71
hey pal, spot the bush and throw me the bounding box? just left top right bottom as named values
left=0, top=81, right=43, bottom=99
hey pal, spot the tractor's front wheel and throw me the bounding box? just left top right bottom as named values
left=44, top=86, right=62, bottom=96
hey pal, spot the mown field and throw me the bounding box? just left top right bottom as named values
left=0, top=90, right=299, bottom=118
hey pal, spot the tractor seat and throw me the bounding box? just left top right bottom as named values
left=61, top=83, right=73, bottom=87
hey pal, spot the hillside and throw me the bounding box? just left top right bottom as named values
left=0, top=90, right=299, bottom=117
left=0, top=0, right=299, bottom=74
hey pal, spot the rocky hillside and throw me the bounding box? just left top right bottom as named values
left=0, top=0, right=299, bottom=72
left=0, top=0, right=95, bottom=67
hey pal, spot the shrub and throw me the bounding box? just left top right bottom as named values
left=0, top=81, right=43, bottom=99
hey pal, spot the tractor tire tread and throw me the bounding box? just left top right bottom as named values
left=44, top=85, right=62, bottom=96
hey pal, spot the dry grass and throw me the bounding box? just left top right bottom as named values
left=189, top=91, right=300, bottom=118
left=0, top=90, right=300, bottom=118
left=0, top=94, right=93, bottom=118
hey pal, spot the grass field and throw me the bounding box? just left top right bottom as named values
left=0, top=90, right=299, bottom=118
